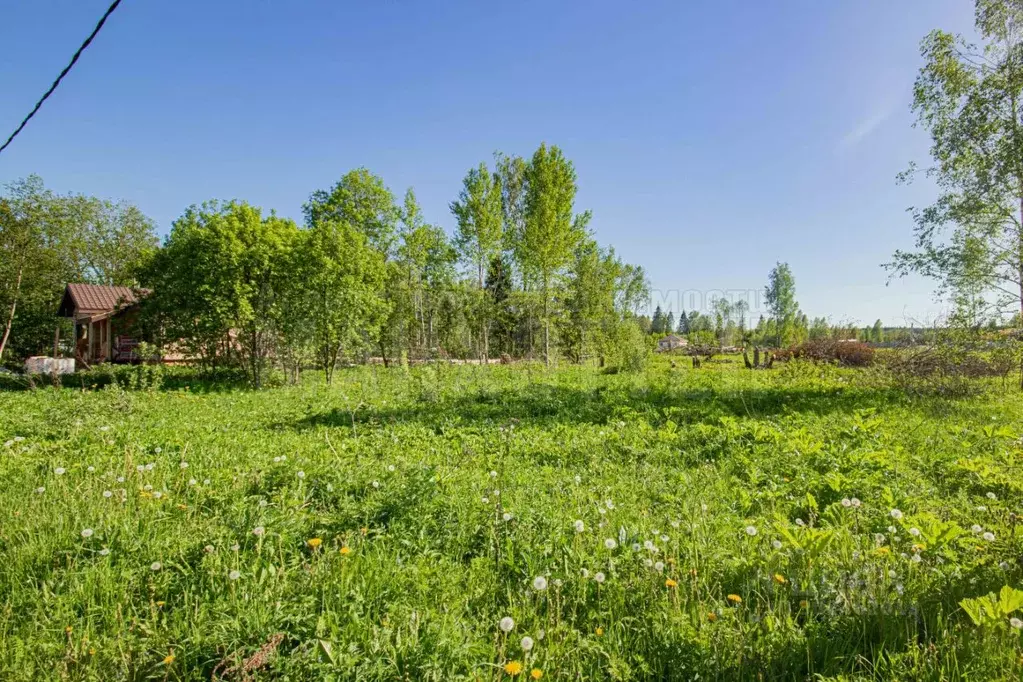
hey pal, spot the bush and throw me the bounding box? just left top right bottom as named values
left=776, top=339, right=875, bottom=367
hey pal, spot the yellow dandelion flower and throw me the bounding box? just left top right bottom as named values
left=875, top=547, right=890, bottom=555
left=340, top=546, right=351, bottom=556
left=595, top=627, right=604, bottom=636
left=176, top=504, right=188, bottom=511
left=360, top=527, right=368, bottom=536
left=155, top=601, right=166, bottom=607
left=773, top=573, right=787, bottom=584
left=799, top=600, right=809, bottom=609
left=707, top=612, right=717, bottom=622
left=504, top=660, right=523, bottom=675
left=727, top=594, right=742, bottom=604
left=530, top=669, right=543, bottom=680
left=665, top=578, right=678, bottom=588
left=163, top=654, right=175, bottom=665
left=911, top=543, right=926, bottom=552
left=307, top=538, right=322, bottom=549
left=88, top=647, right=96, bottom=656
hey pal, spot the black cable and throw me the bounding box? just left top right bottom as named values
left=0, top=0, right=124, bottom=156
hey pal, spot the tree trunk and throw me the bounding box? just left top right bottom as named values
left=542, top=274, right=550, bottom=367
left=0, top=262, right=23, bottom=362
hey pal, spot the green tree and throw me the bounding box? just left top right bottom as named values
left=521, top=143, right=589, bottom=366
left=764, top=262, right=799, bottom=345
left=1, top=176, right=156, bottom=363
left=304, top=168, right=398, bottom=257
left=305, top=219, right=389, bottom=383
left=451, top=162, right=503, bottom=360
left=872, top=319, right=885, bottom=343
left=888, top=0, right=1023, bottom=319
left=651, top=305, right=665, bottom=335
left=139, top=201, right=298, bottom=387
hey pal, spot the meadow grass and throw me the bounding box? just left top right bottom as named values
left=0, top=357, right=1021, bottom=680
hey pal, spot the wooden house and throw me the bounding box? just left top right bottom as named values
left=57, top=283, right=147, bottom=366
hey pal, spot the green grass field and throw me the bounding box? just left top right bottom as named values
left=1, top=358, right=1022, bottom=680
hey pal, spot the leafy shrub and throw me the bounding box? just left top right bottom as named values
left=776, top=339, right=875, bottom=367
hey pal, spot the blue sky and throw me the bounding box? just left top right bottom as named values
left=0, top=0, right=976, bottom=325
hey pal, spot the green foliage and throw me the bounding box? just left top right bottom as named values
left=1, top=176, right=157, bottom=362
left=889, top=0, right=1023, bottom=318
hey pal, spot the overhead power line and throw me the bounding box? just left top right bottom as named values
left=0, top=0, right=124, bottom=156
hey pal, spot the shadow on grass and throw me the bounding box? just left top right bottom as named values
left=285, top=381, right=920, bottom=432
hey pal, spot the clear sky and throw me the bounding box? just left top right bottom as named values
left=0, top=0, right=977, bottom=326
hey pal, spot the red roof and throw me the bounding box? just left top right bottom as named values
left=58, top=283, right=148, bottom=318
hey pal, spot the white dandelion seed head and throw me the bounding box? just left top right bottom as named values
left=986, top=492, right=997, bottom=500
left=999, top=561, right=1011, bottom=570
left=296, top=471, right=305, bottom=479
left=272, top=456, right=281, bottom=463
left=81, top=528, right=94, bottom=539
left=503, top=512, right=513, bottom=522
left=103, top=490, right=113, bottom=498
left=851, top=498, right=861, bottom=508
left=574, top=475, right=581, bottom=484
left=983, top=531, right=995, bottom=541
left=136, top=465, right=145, bottom=473
left=203, top=478, right=211, bottom=485
left=150, top=562, right=162, bottom=571
left=252, top=526, right=265, bottom=537
left=117, top=476, right=125, bottom=483
left=532, top=576, right=548, bottom=591
left=258, top=499, right=268, bottom=507
left=631, top=543, right=641, bottom=551
left=99, top=548, right=110, bottom=556
left=909, top=528, right=921, bottom=537
left=372, top=480, right=380, bottom=488
left=481, top=497, right=489, bottom=504
left=598, top=507, right=606, bottom=515
left=911, top=554, right=922, bottom=563
left=179, top=462, right=188, bottom=469
left=493, top=489, right=500, bottom=496
left=145, top=463, right=155, bottom=471
left=654, top=561, right=664, bottom=573
left=772, top=539, right=783, bottom=550
left=644, top=558, right=653, bottom=567
left=573, top=520, right=585, bottom=533
left=604, top=538, right=617, bottom=550
left=605, top=499, right=614, bottom=510
left=888, top=525, right=897, bottom=534
left=204, top=545, right=215, bottom=554
left=387, top=465, right=395, bottom=472
left=971, top=524, right=983, bottom=534
left=976, top=505, right=987, bottom=512
left=153, top=491, right=163, bottom=500
left=745, top=525, right=758, bottom=537
left=489, top=470, right=498, bottom=479
left=230, top=543, right=240, bottom=551
left=1010, top=617, right=1023, bottom=629
left=660, top=534, right=669, bottom=543
left=188, top=479, right=197, bottom=486
left=35, top=487, right=45, bottom=494
left=87, top=466, right=95, bottom=473
left=795, top=518, right=805, bottom=527
left=143, top=484, right=153, bottom=491
left=841, top=498, right=851, bottom=508
left=228, top=570, right=241, bottom=580
left=521, top=636, right=534, bottom=652
left=154, top=447, right=162, bottom=454
left=581, top=568, right=589, bottom=578
left=54, top=467, right=66, bottom=476
left=889, top=509, right=903, bottom=520
left=499, top=616, right=515, bottom=632
left=594, top=572, right=606, bottom=583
